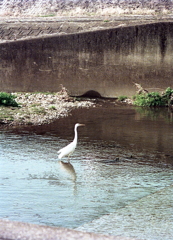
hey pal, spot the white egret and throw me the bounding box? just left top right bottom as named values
left=58, top=123, right=85, bottom=162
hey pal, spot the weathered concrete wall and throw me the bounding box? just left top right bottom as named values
left=0, top=22, right=173, bottom=97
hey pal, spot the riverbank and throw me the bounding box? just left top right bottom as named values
left=0, top=88, right=94, bottom=126
left=1, top=84, right=173, bottom=126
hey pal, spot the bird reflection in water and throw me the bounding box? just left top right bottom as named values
left=59, top=161, right=76, bottom=182
left=59, top=160, right=77, bottom=194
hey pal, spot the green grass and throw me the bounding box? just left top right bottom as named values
left=0, top=92, right=18, bottom=107
left=0, top=106, right=15, bottom=122
left=39, top=13, right=56, bottom=17
left=30, top=103, right=41, bottom=107
left=49, top=105, right=56, bottom=110
left=32, top=107, right=46, bottom=115
left=133, top=87, right=173, bottom=107
left=118, top=95, right=128, bottom=101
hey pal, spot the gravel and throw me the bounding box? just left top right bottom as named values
left=0, top=89, right=94, bottom=126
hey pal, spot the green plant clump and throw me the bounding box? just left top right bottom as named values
left=49, top=105, right=56, bottom=110
left=32, top=106, right=46, bottom=115
left=133, top=87, right=173, bottom=107
left=0, top=92, right=18, bottom=107
left=118, top=95, right=128, bottom=101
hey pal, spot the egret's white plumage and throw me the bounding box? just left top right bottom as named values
left=58, top=123, right=85, bottom=161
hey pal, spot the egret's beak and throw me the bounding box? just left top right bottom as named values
left=79, top=124, right=85, bottom=126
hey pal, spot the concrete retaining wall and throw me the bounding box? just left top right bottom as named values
left=1, top=21, right=173, bottom=97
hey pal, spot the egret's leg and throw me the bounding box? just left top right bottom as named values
left=67, top=155, right=70, bottom=162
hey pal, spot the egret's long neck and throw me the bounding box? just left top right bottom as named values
left=73, top=126, right=78, bottom=143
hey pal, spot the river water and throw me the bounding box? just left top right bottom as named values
left=0, top=102, right=173, bottom=238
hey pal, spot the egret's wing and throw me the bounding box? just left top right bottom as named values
left=58, top=148, right=63, bottom=154
left=58, top=141, right=76, bottom=159
left=58, top=142, right=73, bottom=153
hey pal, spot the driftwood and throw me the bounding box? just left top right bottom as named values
left=168, top=93, right=173, bottom=111
left=134, top=83, right=149, bottom=94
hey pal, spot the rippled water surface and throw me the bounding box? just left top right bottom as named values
left=0, top=103, right=173, bottom=234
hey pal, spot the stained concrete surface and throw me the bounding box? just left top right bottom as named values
left=1, top=19, right=173, bottom=97
left=0, top=17, right=170, bottom=42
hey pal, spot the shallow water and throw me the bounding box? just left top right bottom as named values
left=0, top=103, right=173, bottom=233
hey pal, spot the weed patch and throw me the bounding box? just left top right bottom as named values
left=133, top=87, right=173, bottom=107
left=32, top=107, right=46, bottom=115
left=49, top=106, right=56, bottom=110
left=118, top=95, right=128, bottom=101
left=0, top=92, right=18, bottom=107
